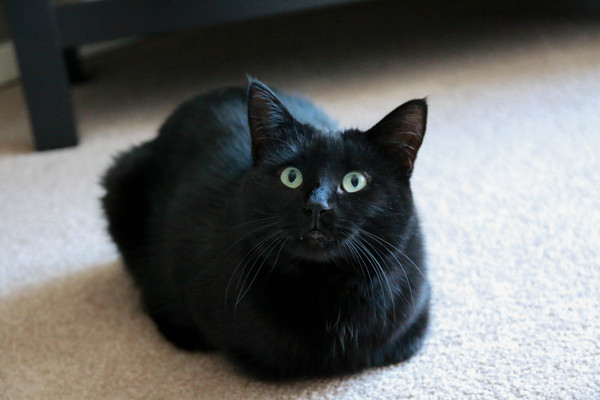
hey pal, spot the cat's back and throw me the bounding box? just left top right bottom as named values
left=155, top=87, right=249, bottom=161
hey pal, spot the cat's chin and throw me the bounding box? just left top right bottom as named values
left=291, top=246, right=334, bottom=262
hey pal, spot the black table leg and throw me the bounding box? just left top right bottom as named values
left=64, top=47, right=90, bottom=84
left=4, top=0, right=78, bottom=150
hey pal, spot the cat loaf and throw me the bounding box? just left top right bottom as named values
left=102, top=79, right=430, bottom=380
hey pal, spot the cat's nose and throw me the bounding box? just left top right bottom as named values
left=304, top=184, right=331, bottom=222
left=303, top=201, right=330, bottom=219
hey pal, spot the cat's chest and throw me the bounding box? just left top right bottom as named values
left=259, top=271, right=374, bottom=332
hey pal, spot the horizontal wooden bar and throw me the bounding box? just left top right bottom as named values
left=56, top=0, right=366, bottom=47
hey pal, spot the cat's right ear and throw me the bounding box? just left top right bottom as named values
left=248, top=80, right=295, bottom=163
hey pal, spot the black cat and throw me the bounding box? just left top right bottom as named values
left=102, top=80, right=430, bottom=380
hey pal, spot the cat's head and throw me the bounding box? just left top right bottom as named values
left=241, top=80, right=427, bottom=264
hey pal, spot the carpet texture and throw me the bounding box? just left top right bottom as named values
left=1, top=2, right=599, bottom=399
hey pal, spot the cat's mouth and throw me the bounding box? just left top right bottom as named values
left=289, top=228, right=344, bottom=261
left=299, top=229, right=334, bottom=246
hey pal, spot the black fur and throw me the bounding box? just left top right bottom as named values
left=102, top=80, right=430, bottom=380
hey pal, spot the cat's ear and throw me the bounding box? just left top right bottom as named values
left=247, top=80, right=295, bottom=163
left=367, top=99, right=427, bottom=176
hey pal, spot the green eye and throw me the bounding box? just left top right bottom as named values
left=280, top=167, right=303, bottom=189
left=342, top=171, right=368, bottom=193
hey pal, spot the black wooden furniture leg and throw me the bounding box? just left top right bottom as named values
left=4, top=0, right=78, bottom=150
left=64, top=47, right=90, bottom=84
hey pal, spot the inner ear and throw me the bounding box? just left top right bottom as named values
left=366, top=99, right=427, bottom=176
left=247, top=79, right=296, bottom=163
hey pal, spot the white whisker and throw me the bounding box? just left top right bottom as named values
left=237, top=233, right=286, bottom=303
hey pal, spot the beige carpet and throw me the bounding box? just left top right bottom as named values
left=1, top=2, right=599, bottom=399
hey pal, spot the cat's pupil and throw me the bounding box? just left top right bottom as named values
left=351, top=175, right=359, bottom=187
left=288, top=170, right=297, bottom=182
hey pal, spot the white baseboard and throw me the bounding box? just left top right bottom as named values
left=0, top=41, right=19, bottom=86
left=80, top=37, right=139, bottom=58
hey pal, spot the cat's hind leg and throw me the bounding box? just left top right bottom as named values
left=150, top=314, right=215, bottom=352
left=137, top=288, right=214, bottom=352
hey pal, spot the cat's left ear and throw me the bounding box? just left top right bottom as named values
left=367, top=99, right=427, bottom=176
left=248, top=80, right=296, bottom=163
